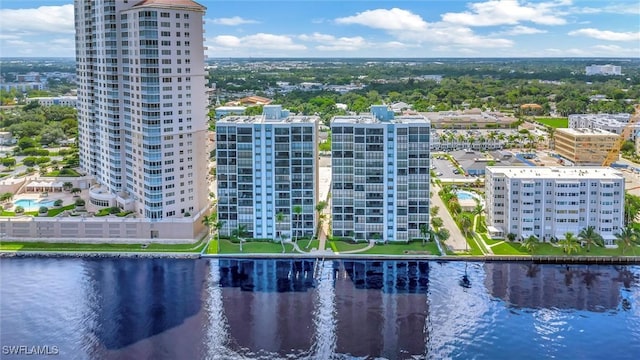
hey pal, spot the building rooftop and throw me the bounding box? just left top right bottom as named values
left=332, top=114, right=430, bottom=125
left=217, top=115, right=318, bottom=125
left=133, top=0, right=206, bottom=10
left=556, top=128, right=618, bottom=136
left=486, top=166, right=623, bottom=180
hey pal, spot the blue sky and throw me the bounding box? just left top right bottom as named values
left=0, top=0, right=638, bottom=57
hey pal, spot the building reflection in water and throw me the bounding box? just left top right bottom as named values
left=335, top=260, right=429, bottom=359
left=84, top=258, right=207, bottom=351
left=484, top=262, right=638, bottom=311
left=217, top=259, right=318, bottom=357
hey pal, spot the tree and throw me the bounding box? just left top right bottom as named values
left=472, top=201, right=484, bottom=217
left=436, top=228, right=450, bottom=243
left=521, top=235, right=539, bottom=254
left=17, top=136, right=39, bottom=150
left=578, top=226, right=604, bottom=252
left=202, top=214, right=216, bottom=236
left=624, top=194, right=640, bottom=226
left=431, top=217, right=444, bottom=230
left=559, top=232, right=580, bottom=255
left=0, top=192, right=13, bottom=202
left=63, top=182, right=73, bottom=191
left=40, top=126, right=66, bottom=146
left=1, top=157, right=16, bottom=168
left=292, top=205, right=303, bottom=243
left=458, top=215, right=473, bottom=237
left=507, top=233, right=517, bottom=242
left=232, top=224, right=248, bottom=252
left=615, top=227, right=639, bottom=255
left=71, top=187, right=81, bottom=196
left=214, top=220, right=224, bottom=253
left=430, top=205, right=440, bottom=218
left=276, top=212, right=286, bottom=253
left=420, top=224, right=429, bottom=245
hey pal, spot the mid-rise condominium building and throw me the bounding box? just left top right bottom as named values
left=485, top=167, right=624, bottom=244
left=568, top=113, right=638, bottom=140
left=331, top=106, right=430, bottom=242
left=554, top=128, right=618, bottom=165
left=585, top=64, right=622, bottom=76
left=216, top=105, right=319, bottom=240
left=75, top=0, right=209, bottom=222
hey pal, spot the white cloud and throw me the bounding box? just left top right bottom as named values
left=569, top=28, right=640, bottom=42
left=0, top=5, right=74, bottom=34
left=442, top=0, right=567, bottom=26
left=336, top=8, right=428, bottom=31
left=335, top=8, right=512, bottom=49
left=591, top=44, right=639, bottom=56
left=570, top=3, right=640, bottom=15
left=210, top=33, right=306, bottom=51
left=210, top=16, right=259, bottom=26
left=494, top=25, right=547, bottom=36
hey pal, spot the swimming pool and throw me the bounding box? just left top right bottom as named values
left=13, top=199, right=57, bottom=211
left=455, top=190, right=483, bottom=202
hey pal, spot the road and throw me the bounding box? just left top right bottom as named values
left=430, top=183, right=469, bottom=252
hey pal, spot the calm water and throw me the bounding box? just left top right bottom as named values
left=1, top=258, right=639, bottom=360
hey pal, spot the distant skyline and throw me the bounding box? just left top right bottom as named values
left=0, top=0, right=639, bottom=58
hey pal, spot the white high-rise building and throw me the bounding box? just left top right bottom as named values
left=485, top=167, right=624, bottom=244
left=216, top=105, right=319, bottom=240
left=75, top=0, right=209, bottom=222
left=331, top=106, right=430, bottom=242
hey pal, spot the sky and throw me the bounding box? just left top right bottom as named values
left=0, top=0, right=638, bottom=58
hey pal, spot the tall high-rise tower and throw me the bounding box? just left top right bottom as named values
left=74, top=0, right=209, bottom=221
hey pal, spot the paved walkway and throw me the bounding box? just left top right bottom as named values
left=472, top=214, right=492, bottom=255
left=339, top=240, right=375, bottom=254
left=431, top=184, right=468, bottom=252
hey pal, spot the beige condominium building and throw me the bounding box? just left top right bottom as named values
left=554, top=128, right=618, bottom=165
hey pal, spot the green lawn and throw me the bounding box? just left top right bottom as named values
left=481, top=233, right=502, bottom=245
left=301, top=239, right=321, bottom=251
left=0, top=239, right=207, bottom=253
left=209, top=239, right=295, bottom=254
left=491, top=241, right=639, bottom=256
left=330, top=240, right=369, bottom=252
left=462, top=235, right=484, bottom=255
left=44, top=169, right=82, bottom=177
left=1, top=204, right=75, bottom=217
left=360, top=241, right=441, bottom=255
left=535, top=117, right=568, bottom=128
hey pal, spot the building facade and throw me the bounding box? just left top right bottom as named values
left=585, top=64, right=622, bottom=76
left=568, top=113, right=638, bottom=140
left=30, top=96, right=78, bottom=107
left=75, top=0, right=209, bottom=222
left=331, top=106, right=430, bottom=242
left=554, top=128, right=618, bottom=165
left=216, top=105, right=319, bottom=240
left=485, top=167, right=624, bottom=244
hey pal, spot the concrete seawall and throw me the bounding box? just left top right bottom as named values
left=2, top=251, right=640, bottom=264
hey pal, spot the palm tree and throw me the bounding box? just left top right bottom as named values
left=521, top=235, right=539, bottom=254
left=292, top=205, right=303, bottom=243
left=578, top=226, right=604, bottom=252
left=430, top=205, right=440, bottom=218
left=431, top=217, right=444, bottom=231
left=63, top=182, right=73, bottom=191
left=232, top=224, right=247, bottom=252
left=458, top=215, right=473, bottom=237
left=472, top=201, right=484, bottom=217
left=615, top=227, right=639, bottom=255
left=202, top=214, right=216, bottom=236
left=559, top=232, right=580, bottom=255
left=420, top=224, right=429, bottom=245
left=276, top=212, right=286, bottom=253
left=214, top=220, right=224, bottom=253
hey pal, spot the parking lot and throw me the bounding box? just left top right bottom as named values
left=431, top=155, right=467, bottom=180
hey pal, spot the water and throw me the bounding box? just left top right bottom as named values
left=455, top=190, right=476, bottom=201
left=1, top=258, right=639, bottom=360
left=13, top=199, right=57, bottom=211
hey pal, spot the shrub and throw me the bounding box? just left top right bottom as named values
left=54, top=199, right=63, bottom=207
left=15, top=206, right=24, bottom=214
left=22, top=156, right=37, bottom=167
left=109, top=206, right=121, bottom=214
left=38, top=206, right=48, bottom=214
left=36, top=156, right=51, bottom=164
left=74, top=199, right=85, bottom=207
